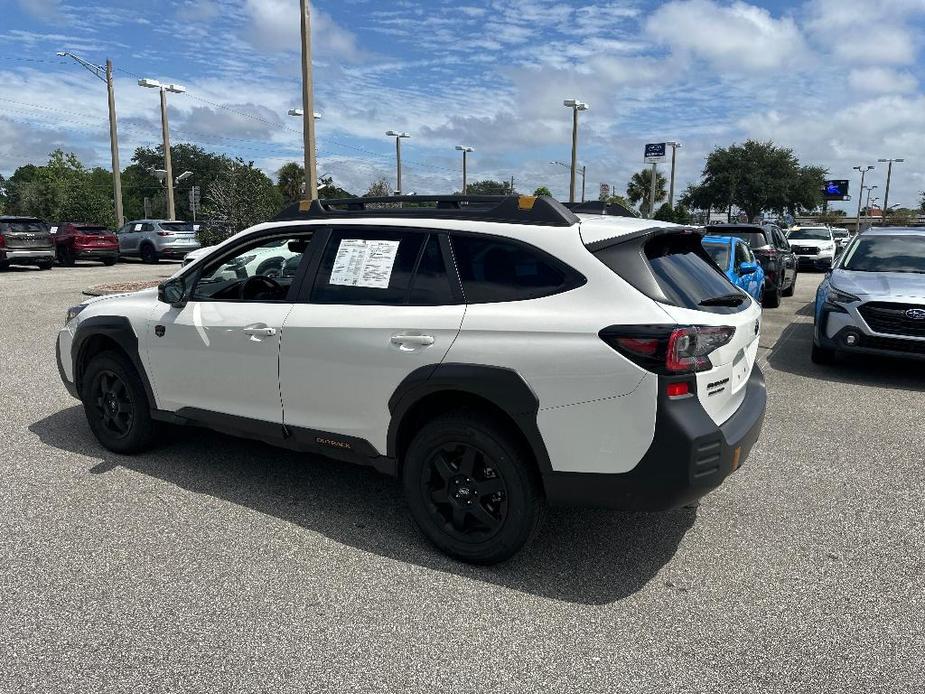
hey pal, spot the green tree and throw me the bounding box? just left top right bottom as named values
left=533, top=186, right=552, bottom=197
left=465, top=179, right=513, bottom=195
left=886, top=207, right=917, bottom=225
left=626, top=168, right=667, bottom=216
left=364, top=177, right=392, bottom=197
left=919, top=192, right=924, bottom=213
left=277, top=162, right=304, bottom=203
left=201, top=158, right=283, bottom=239
left=653, top=203, right=692, bottom=224
left=0, top=174, right=7, bottom=214
left=318, top=175, right=354, bottom=199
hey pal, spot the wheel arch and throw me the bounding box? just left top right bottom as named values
left=72, top=316, right=156, bottom=407
left=387, top=364, right=554, bottom=481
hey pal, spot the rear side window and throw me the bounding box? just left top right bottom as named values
left=451, top=235, right=581, bottom=303
left=312, top=228, right=446, bottom=305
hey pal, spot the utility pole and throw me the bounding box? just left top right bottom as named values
left=648, top=162, right=658, bottom=219
left=455, top=145, right=473, bottom=195
left=385, top=131, right=410, bottom=197
left=299, top=0, right=318, bottom=204
left=878, top=158, right=904, bottom=225
left=667, top=141, right=682, bottom=209
left=853, top=165, right=874, bottom=233
left=563, top=99, right=589, bottom=203
left=56, top=52, right=124, bottom=226
left=581, top=165, right=586, bottom=203
left=159, top=88, right=176, bottom=220
left=510, top=175, right=515, bottom=194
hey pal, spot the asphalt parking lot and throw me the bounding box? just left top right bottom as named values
left=1, top=260, right=923, bottom=693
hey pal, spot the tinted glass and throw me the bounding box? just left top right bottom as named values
left=773, top=229, right=790, bottom=249
left=312, top=229, right=424, bottom=305
left=408, top=234, right=454, bottom=305
left=841, top=235, right=925, bottom=273
left=2, top=220, right=47, bottom=233
left=77, top=226, right=109, bottom=235
left=789, top=228, right=830, bottom=240
left=832, top=229, right=848, bottom=239
left=703, top=243, right=729, bottom=269
left=193, top=236, right=308, bottom=301
left=645, top=236, right=739, bottom=309
left=734, top=242, right=749, bottom=265
left=160, top=222, right=195, bottom=232
left=722, top=230, right=768, bottom=248
left=452, top=235, right=573, bottom=303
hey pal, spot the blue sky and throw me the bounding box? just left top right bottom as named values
left=1, top=0, right=924, bottom=211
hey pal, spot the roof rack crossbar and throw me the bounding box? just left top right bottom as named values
left=272, top=195, right=579, bottom=227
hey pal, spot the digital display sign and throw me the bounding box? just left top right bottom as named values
left=823, top=180, right=850, bottom=200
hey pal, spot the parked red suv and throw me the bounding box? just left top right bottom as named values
left=53, top=223, right=119, bottom=266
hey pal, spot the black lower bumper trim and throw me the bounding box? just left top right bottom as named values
left=56, top=337, right=79, bottom=398
left=818, top=325, right=925, bottom=360
left=543, top=365, right=767, bottom=510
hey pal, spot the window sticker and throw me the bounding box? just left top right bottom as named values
left=134, top=224, right=143, bottom=231
left=329, top=239, right=400, bottom=289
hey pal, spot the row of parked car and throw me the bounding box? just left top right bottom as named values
left=0, top=216, right=201, bottom=270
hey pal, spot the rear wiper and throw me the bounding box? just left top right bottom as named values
left=699, top=293, right=746, bottom=307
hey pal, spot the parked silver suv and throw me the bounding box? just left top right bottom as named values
left=116, top=219, right=200, bottom=263
left=813, top=227, right=925, bottom=363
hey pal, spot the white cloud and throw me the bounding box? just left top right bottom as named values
left=646, top=0, right=810, bottom=72
left=242, top=0, right=368, bottom=62
left=848, top=67, right=918, bottom=95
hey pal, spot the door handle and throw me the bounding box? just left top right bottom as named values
left=391, top=334, right=435, bottom=347
left=243, top=326, right=277, bottom=337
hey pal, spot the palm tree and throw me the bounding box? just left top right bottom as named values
left=277, top=162, right=304, bottom=203
left=626, top=168, right=667, bottom=216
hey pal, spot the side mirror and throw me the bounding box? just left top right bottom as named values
left=158, top=276, right=189, bottom=307
left=739, top=261, right=758, bottom=275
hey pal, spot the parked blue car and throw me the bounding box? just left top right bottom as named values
left=702, top=235, right=766, bottom=302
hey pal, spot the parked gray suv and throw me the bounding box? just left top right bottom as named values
left=0, top=216, right=55, bottom=270
left=116, top=219, right=201, bottom=263
left=813, top=227, right=925, bottom=363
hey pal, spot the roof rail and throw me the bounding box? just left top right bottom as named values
left=563, top=200, right=640, bottom=219
left=272, top=195, right=579, bottom=227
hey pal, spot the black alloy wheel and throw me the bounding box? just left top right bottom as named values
left=91, top=369, right=135, bottom=440
left=140, top=243, right=159, bottom=264
left=422, top=442, right=509, bottom=542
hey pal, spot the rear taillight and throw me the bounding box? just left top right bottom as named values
left=157, top=231, right=175, bottom=237
left=600, top=325, right=735, bottom=374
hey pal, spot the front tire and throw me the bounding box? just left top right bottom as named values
left=102, top=257, right=117, bottom=266
left=140, top=243, right=159, bottom=264
left=80, top=350, right=158, bottom=453
left=57, top=245, right=76, bottom=266
left=763, top=284, right=781, bottom=308
left=402, top=411, right=543, bottom=564
left=782, top=270, right=797, bottom=297
left=811, top=342, right=836, bottom=365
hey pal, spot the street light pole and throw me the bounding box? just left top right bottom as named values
left=386, top=131, right=410, bottom=195
left=864, top=185, right=877, bottom=218
left=877, top=158, right=904, bottom=225
left=288, top=109, right=322, bottom=194
left=159, top=87, right=176, bottom=220
left=56, top=51, right=124, bottom=226
left=649, top=162, right=658, bottom=219
left=667, top=141, right=682, bottom=209
left=455, top=145, right=473, bottom=195
left=563, top=99, right=589, bottom=203
left=581, top=165, right=586, bottom=202
left=853, top=165, right=874, bottom=233
left=299, top=0, right=318, bottom=204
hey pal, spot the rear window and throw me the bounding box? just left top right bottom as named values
left=77, top=226, right=109, bottom=234
left=160, top=222, right=195, bottom=232
left=721, top=230, right=768, bottom=248
left=645, top=236, right=740, bottom=309
left=1, top=220, right=47, bottom=233
left=451, top=235, right=582, bottom=303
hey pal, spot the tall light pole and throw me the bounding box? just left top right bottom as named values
left=863, top=184, right=877, bottom=218
left=667, top=141, right=682, bottom=209
left=455, top=145, right=473, bottom=195
left=853, top=165, right=874, bottom=233
left=552, top=160, right=586, bottom=201
left=877, top=158, right=904, bottom=225
left=563, top=99, right=589, bottom=203
left=386, top=130, right=410, bottom=195
left=138, top=79, right=185, bottom=220
left=57, top=51, right=124, bottom=226
left=298, top=0, right=318, bottom=204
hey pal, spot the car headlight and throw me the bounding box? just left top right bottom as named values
left=827, top=286, right=860, bottom=304
left=65, top=304, right=86, bottom=325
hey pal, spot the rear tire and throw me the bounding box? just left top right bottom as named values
left=80, top=350, right=158, bottom=453
left=102, top=257, right=117, bottom=266
left=402, top=411, right=543, bottom=564
left=37, top=261, right=54, bottom=270
left=782, top=270, right=797, bottom=297
left=763, top=285, right=781, bottom=308
left=811, top=342, right=836, bottom=365
left=140, top=243, right=159, bottom=264
left=57, top=245, right=76, bottom=266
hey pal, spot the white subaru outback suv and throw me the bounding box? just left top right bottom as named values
left=57, top=195, right=766, bottom=564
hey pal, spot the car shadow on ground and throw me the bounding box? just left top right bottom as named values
left=766, top=304, right=925, bottom=390
left=30, top=405, right=696, bottom=605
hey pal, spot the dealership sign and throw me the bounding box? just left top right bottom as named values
left=822, top=179, right=850, bottom=201
left=644, top=143, right=667, bottom=163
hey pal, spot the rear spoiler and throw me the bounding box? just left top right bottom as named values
left=585, top=225, right=705, bottom=252
left=563, top=200, right=639, bottom=218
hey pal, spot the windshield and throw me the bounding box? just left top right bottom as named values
left=789, top=228, right=830, bottom=240
left=703, top=243, right=730, bottom=269
left=722, top=230, right=768, bottom=248
left=160, top=222, right=195, bottom=232
left=841, top=235, right=925, bottom=273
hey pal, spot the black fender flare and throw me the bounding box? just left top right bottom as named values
left=71, top=315, right=157, bottom=407
left=386, top=362, right=553, bottom=476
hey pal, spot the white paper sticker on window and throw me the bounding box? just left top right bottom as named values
left=134, top=223, right=143, bottom=231
left=329, top=238, right=400, bottom=289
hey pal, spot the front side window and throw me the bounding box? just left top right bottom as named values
left=192, top=235, right=310, bottom=302
left=703, top=243, right=729, bottom=269
left=734, top=241, right=750, bottom=266
left=451, top=235, right=579, bottom=303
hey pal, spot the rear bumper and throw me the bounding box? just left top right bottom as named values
left=74, top=247, right=118, bottom=259
left=1, top=249, right=54, bottom=263
left=543, top=365, right=767, bottom=510
left=158, top=244, right=200, bottom=258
